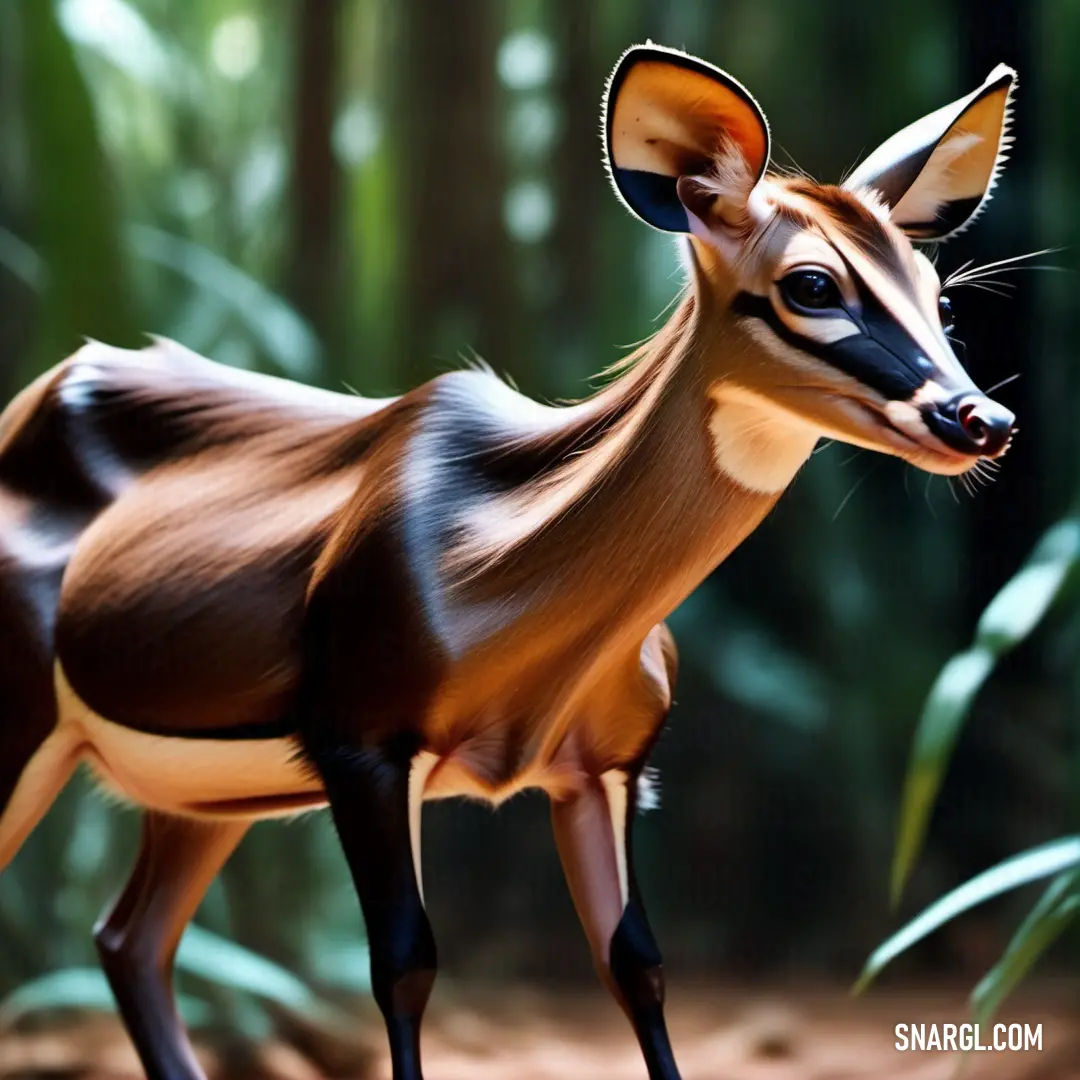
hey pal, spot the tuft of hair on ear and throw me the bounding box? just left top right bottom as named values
left=681, top=135, right=759, bottom=234
left=847, top=184, right=893, bottom=225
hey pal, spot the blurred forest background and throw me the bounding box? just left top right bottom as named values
left=0, top=0, right=1079, bottom=1045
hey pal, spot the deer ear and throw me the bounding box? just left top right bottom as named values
left=843, top=65, right=1016, bottom=241
left=603, top=44, right=771, bottom=233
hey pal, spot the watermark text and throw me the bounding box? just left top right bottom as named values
left=895, top=1023, right=1042, bottom=1053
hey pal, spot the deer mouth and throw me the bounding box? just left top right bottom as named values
left=801, top=391, right=1006, bottom=475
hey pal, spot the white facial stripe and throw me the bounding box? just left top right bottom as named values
left=600, top=771, right=630, bottom=908
left=409, top=751, right=440, bottom=906
left=780, top=311, right=861, bottom=344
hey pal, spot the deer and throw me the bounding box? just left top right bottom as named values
left=0, top=42, right=1018, bottom=1080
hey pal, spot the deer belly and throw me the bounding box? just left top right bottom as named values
left=56, top=664, right=326, bottom=819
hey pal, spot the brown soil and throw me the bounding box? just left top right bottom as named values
left=1, top=983, right=1077, bottom=1080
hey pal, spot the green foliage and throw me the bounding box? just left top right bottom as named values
left=972, top=867, right=1080, bottom=1024
left=18, top=0, right=140, bottom=374
left=891, top=517, right=1080, bottom=905
left=0, top=968, right=213, bottom=1030
left=177, top=924, right=352, bottom=1020
left=864, top=513, right=1080, bottom=1017
left=858, top=836, right=1080, bottom=996
left=0, top=922, right=353, bottom=1037
left=128, top=225, right=321, bottom=378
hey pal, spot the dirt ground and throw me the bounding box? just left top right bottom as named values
left=1, top=982, right=1077, bottom=1080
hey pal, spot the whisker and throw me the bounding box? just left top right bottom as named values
left=983, top=372, right=1021, bottom=396
left=923, top=473, right=939, bottom=518
left=947, top=258, right=975, bottom=283
left=957, top=282, right=1014, bottom=299
left=943, top=247, right=1065, bottom=288
left=946, top=276, right=1016, bottom=290
left=832, top=459, right=882, bottom=521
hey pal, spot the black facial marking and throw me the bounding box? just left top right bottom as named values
left=732, top=272, right=931, bottom=402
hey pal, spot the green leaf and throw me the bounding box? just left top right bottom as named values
left=19, top=0, right=140, bottom=377
left=890, top=646, right=995, bottom=905
left=971, top=868, right=1080, bottom=1025
left=0, top=229, right=45, bottom=292
left=975, top=519, right=1080, bottom=652
left=858, top=836, right=1080, bottom=995
left=57, top=0, right=189, bottom=95
left=890, top=517, right=1080, bottom=905
left=0, top=927, right=352, bottom=1036
left=176, top=923, right=321, bottom=1012
left=0, top=968, right=211, bottom=1029
left=126, top=225, right=321, bottom=379
left=176, top=923, right=352, bottom=1030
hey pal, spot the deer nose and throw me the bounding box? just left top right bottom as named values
left=923, top=393, right=1015, bottom=457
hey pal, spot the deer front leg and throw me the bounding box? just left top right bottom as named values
left=552, top=771, right=681, bottom=1080
left=309, top=737, right=436, bottom=1080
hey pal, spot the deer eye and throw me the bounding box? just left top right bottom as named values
left=778, top=269, right=842, bottom=312
left=939, top=294, right=955, bottom=334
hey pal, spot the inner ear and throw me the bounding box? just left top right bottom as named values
left=604, top=45, right=771, bottom=234
left=843, top=64, right=1016, bottom=241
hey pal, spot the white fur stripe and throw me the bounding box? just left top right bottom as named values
left=409, top=751, right=439, bottom=906
left=601, top=770, right=630, bottom=907
left=778, top=312, right=862, bottom=344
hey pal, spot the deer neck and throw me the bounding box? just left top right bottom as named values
left=447, top=293, right=818, bottom=644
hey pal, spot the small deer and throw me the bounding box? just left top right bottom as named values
left=0, top=44, right=1017, bottom=1080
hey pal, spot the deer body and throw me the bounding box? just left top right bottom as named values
left=0, top=44, right=1021, bottom=1080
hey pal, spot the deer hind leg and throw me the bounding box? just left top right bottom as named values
left=0, top=731, right=80, bottom=871
left=0, top=702, right=81, bottom=872
left=0, top=541, right=83, bottom=872
left=95, top=812, right=249, bottom=1080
